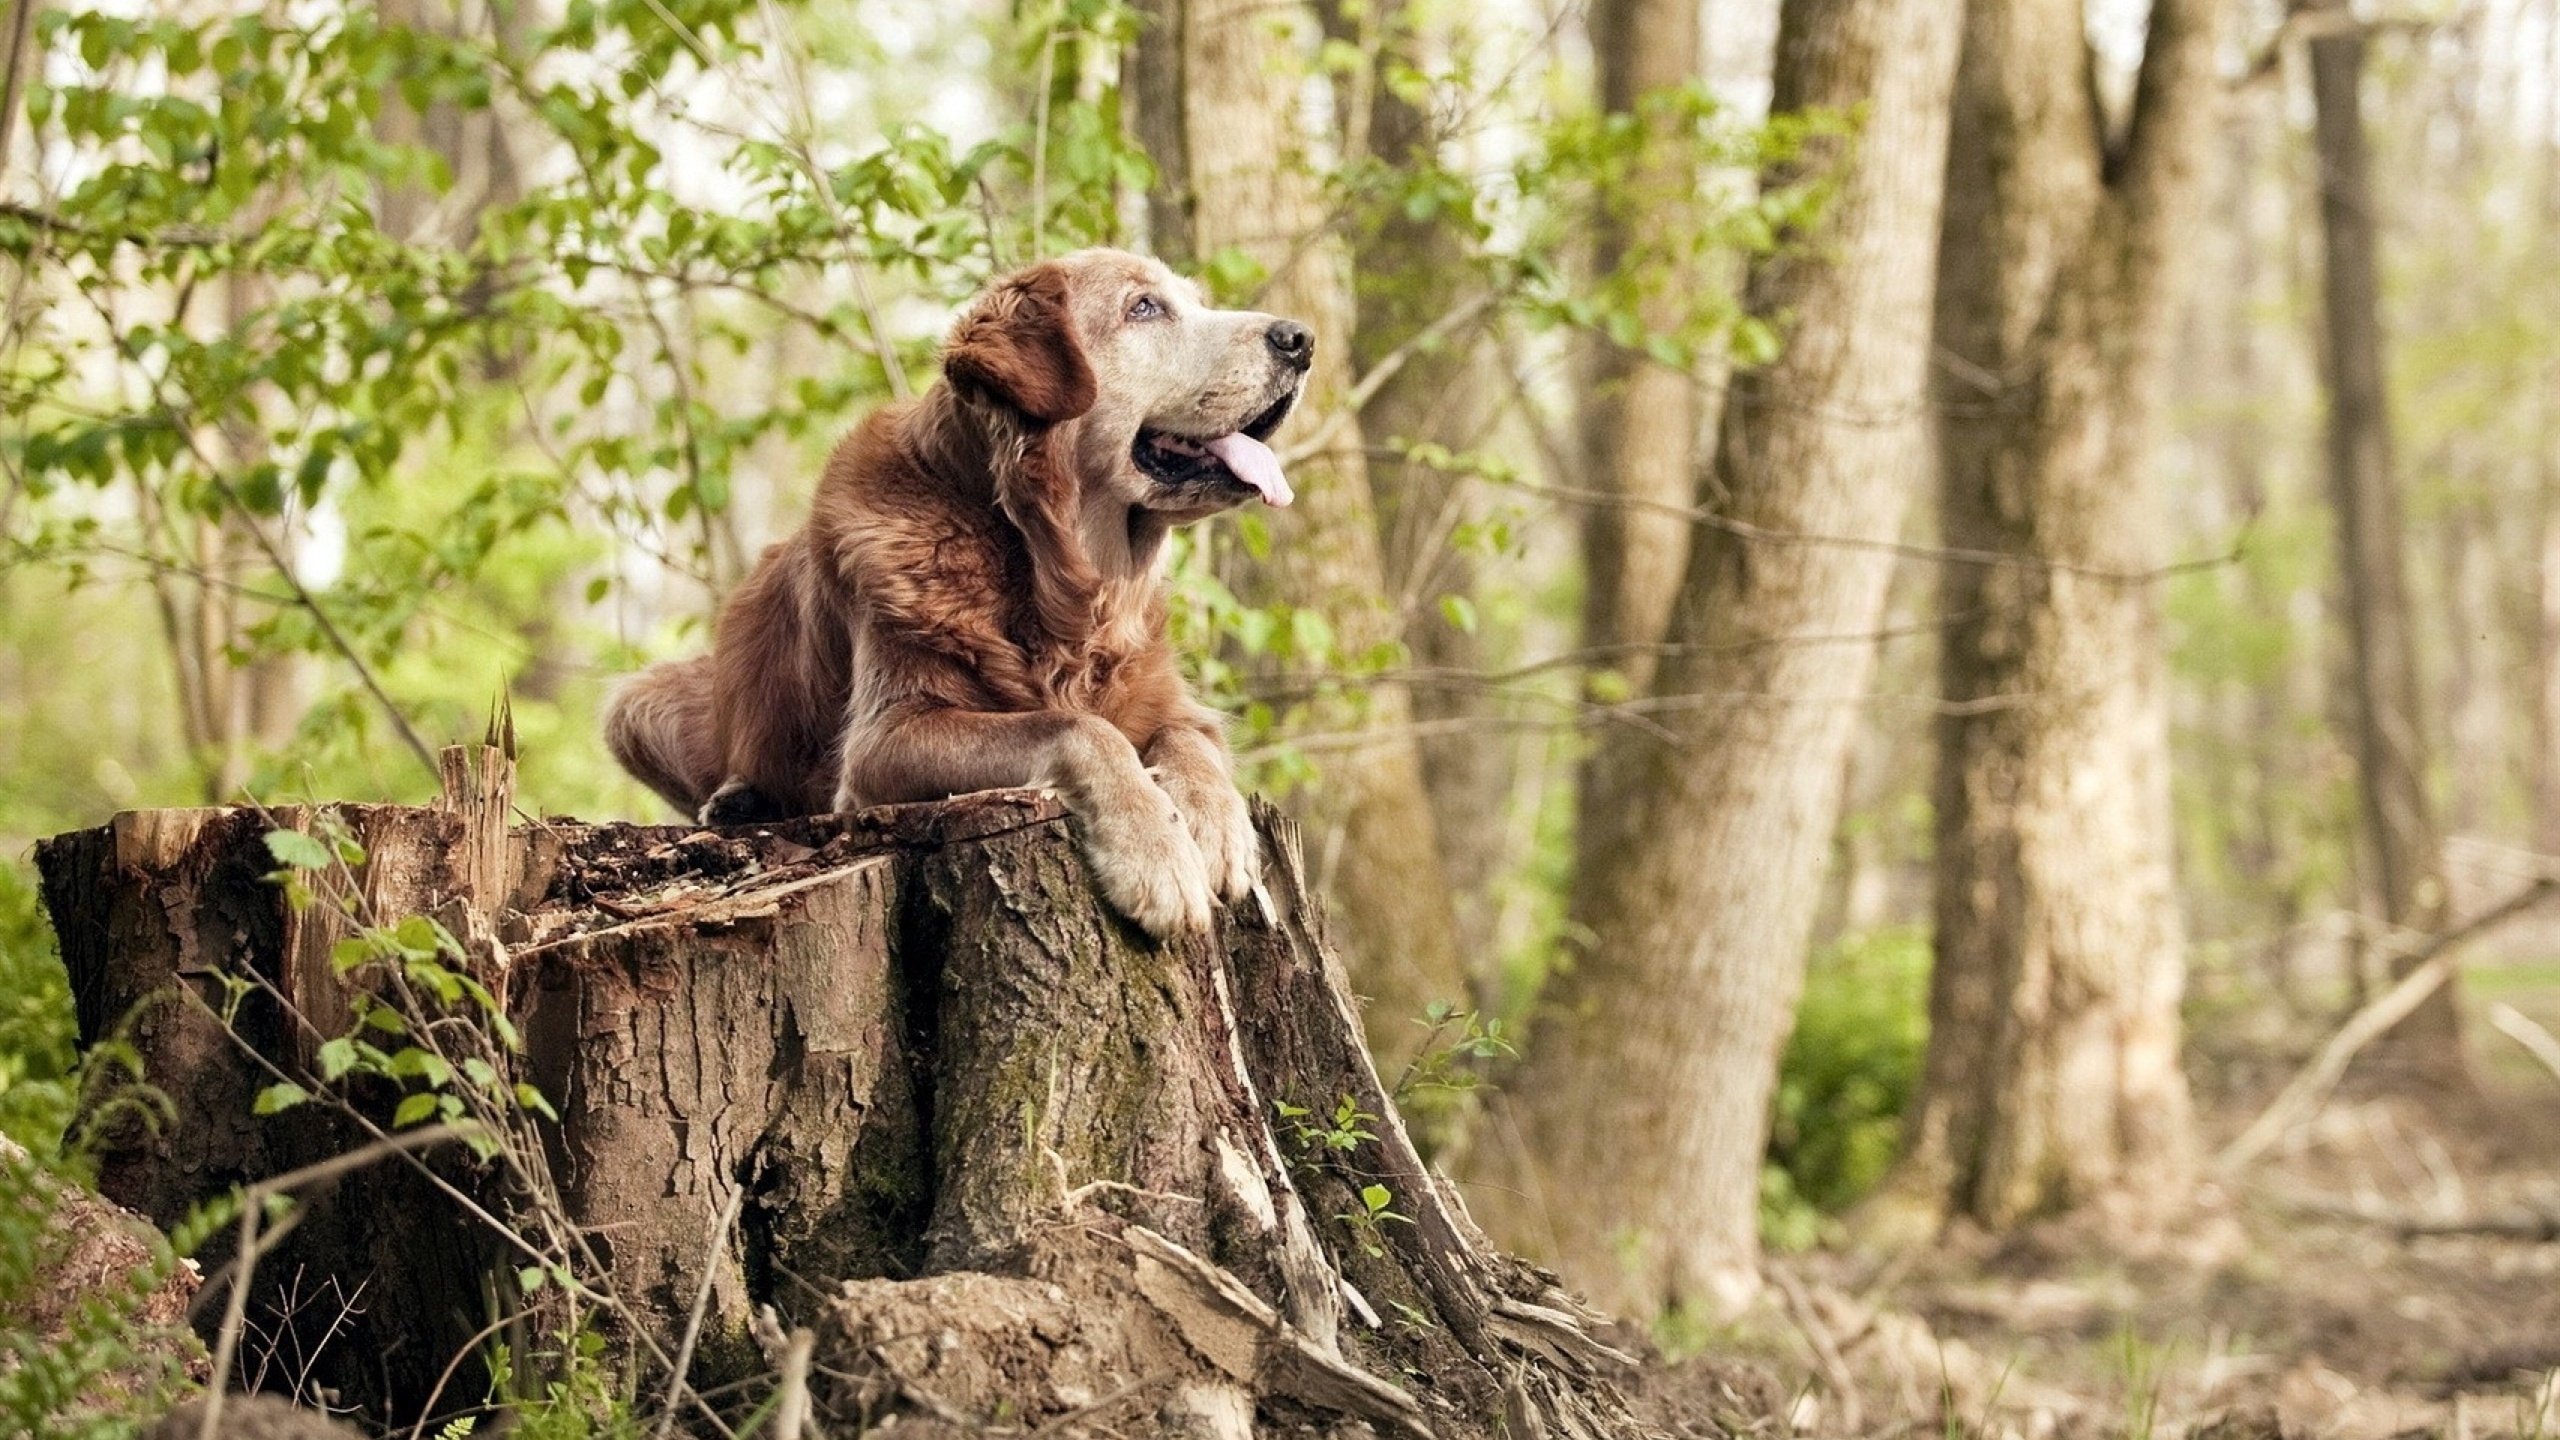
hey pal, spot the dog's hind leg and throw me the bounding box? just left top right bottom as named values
left=699, top=778, right=793, bottom=825
left=603, top=656, right=724, bottom=818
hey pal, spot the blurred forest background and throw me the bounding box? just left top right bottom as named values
left=6, top=0, right=2560, bottom=1428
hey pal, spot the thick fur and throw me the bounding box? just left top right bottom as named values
left=604, top=249, right=1310, bottom=936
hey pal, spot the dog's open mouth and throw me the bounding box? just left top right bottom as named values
left=1132, top=391, right=1297, bottom=507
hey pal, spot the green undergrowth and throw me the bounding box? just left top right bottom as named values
left=1762, top=926, right=1931, bottom=1250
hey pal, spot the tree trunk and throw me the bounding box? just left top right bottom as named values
left=1896, top=0, right=2218, bottom=1229
left=1330, top=0, right=1517, bottom=973
left=38, top=762, right=1654, bottom=1437
left=2307, top=18, right=2467, bottom=1078
left=1470, top=0, right=1961, bottom=1318
left=1576, top=0, right=1702, bottom=692
left=1126, top=0, right=1469, bottom=1061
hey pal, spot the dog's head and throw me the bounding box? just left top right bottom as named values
left=942, top=249, right=1309, bottom=521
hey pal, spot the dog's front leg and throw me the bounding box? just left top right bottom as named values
left=838, top=708, right=1214, bottom=937
left=1144, top=723, right=1259, bottom=905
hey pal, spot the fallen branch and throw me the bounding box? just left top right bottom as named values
left=2266, top=1188, right=2560, bottom=1242
left=1767, top=1265, right=1865, bottom=1436
left=2216, top=879, right=2560, bottom=1173
left=2488, top=1002, right=2560, bottom=1091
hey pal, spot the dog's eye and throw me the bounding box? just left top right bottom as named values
left=1126, top=294, right=1166, bottom=322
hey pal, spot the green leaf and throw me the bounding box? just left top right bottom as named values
left=317, top=1037, right=357, bottom=1081
left=393, top=1092, right=439, bottom=1128
left=1361, top=1184, right=1393, bottom=1214
left=263, top=830, right=333, bottom=871
left=514, top=1083, right=559, bottom=1121
left=254, top=1082, right=310, bottom=1115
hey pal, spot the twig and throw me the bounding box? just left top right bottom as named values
left=73, top=280, right=442, bottom=779
left=1029, top=18, right=1058, bottom=261
left=2217, top=880, right=2560, bottom=1172
left=1470, top=465, right=2255, bottom=583
left=654, top=1184, right=750, bottom=1440
left=2264, top=1187, right=2560, bottom=1241
left=194, top=1126, right=467, bottom=1440
left=765, top=1319, right=815, bottom=1440
left=1278, top=288, right=1503, bottom=465
left=2487, top=1002, right=2560, bottom=1090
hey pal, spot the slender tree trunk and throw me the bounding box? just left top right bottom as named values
left=1577, top=0, right=1702, bottom=690
left=1127, top=0, right=1468, bottom=1061
left=1471, top=0, right=1960, bottom=1317
left=0, top=0, right=36, bottom=183
left=2540, top=494, right=2560, bottom=853
left=1897, top=0, right=2218, bottom=1230
left=1329, top=0, right=1516, bottom=970
left=2307, top=18, right=2467, bottom=1077
left=2538, top=5, right=2560, bottom=855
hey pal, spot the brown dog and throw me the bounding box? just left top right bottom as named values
left=604, top=249, right=1309, bottom=936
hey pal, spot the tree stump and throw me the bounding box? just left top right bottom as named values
left=36, top=759, right=1661, bottom=1438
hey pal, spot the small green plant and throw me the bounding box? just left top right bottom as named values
left=2115, top=1325, right=2174, bottom=1440
left=1391, top=1001, right=1517, bottom=1104
left=1335, top=1183, right=1411, bottom=1259
left=481, top=1329, right=640, bottom=1440
left=1276, top=1095, right=1379, bottom=1156
left=248, top=816, right=553, bottom=1150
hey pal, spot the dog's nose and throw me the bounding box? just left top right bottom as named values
left=1266, top=320, right=1314, bottom=371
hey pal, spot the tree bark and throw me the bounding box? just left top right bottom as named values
left=1321, top=0, right=1519, bottom=973
left=2306, top=17, right=2467, bottom=1078
left=1896, top=0, right=2219, bottom=1229
left=1576, top=0, right=1703, bottom=691
left=1471, top=0, right=1961, bottom=1318
left=38, top=766, right=1655, bottom=1437
left=1126, top=0, right=1469, bottom=1061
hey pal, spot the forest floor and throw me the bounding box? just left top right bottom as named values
left=1638, top=959, right=2560, bottom=1440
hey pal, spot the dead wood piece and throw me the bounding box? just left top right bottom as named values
left=1122, top=1225, right=1432, bottom=1439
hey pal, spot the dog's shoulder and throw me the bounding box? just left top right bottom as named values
left=812, top=407, right=997, bottom=599
left=806, top=402, right=1045, bottom=702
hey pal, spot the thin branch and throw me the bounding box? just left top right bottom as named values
left=2217, top=879, right=2560, bottom=1173
left=73, top=278, right=441, bottom=778
left=194, top=1127, right=468, bottom=1440
left=1278, top=287, right=1504, bottom=465
left=654, top=1184, right=749, bottom=1440
left=1464, top=465, right=2253, bottom=583
left=2487, top=1002, right=2560, bottom=1090
left=0, top=200, right=228, bottom=249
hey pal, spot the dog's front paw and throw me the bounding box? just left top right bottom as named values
left=1162, top=775, right=1259, bottom=905
left=1077, top=787, right=1215, bottom=939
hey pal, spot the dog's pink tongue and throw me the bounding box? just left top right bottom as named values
left=1206, top=432, right=1293, bottom=507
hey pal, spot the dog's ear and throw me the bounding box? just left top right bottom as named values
left=943, top=262, right=1097, bottom=425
